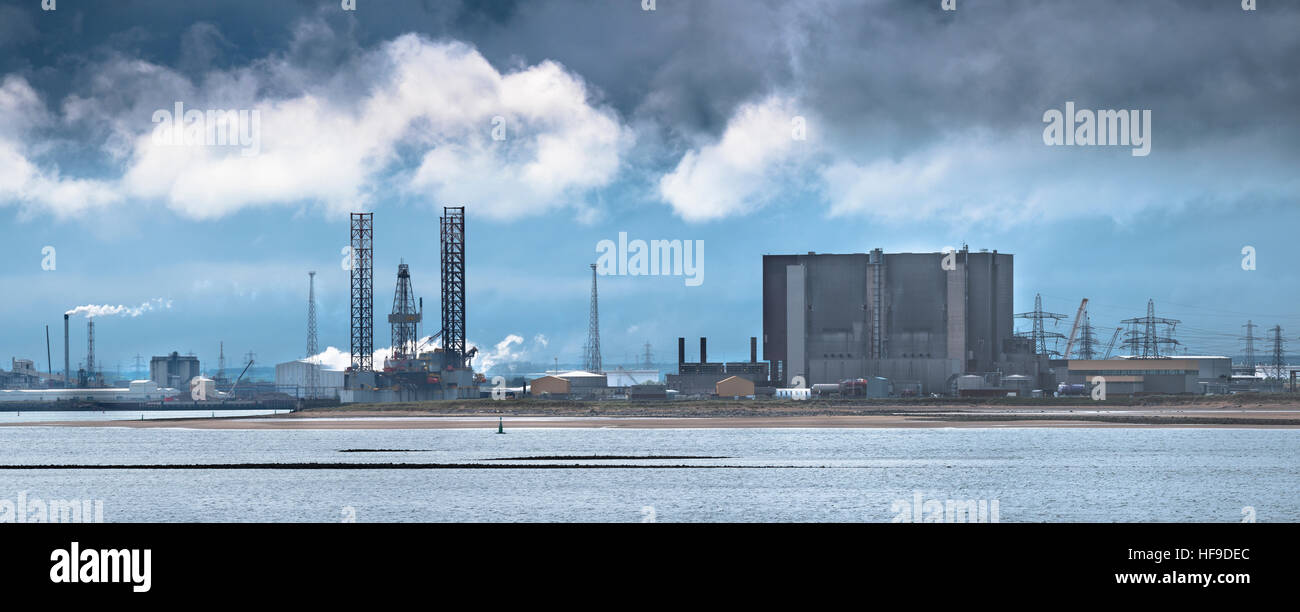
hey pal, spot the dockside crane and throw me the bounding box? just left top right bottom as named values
left=1063, top=298, right=1089, bottom=359
left=1102, top=327, right=1123, bottom=359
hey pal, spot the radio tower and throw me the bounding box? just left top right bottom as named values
left=1241, top=321, right=1258, bottom=371
left=350, top=213, right=374, bottom=372
left=583, top=263, right=602, bottom=373
left=642, top=342, right=653, bottom=369
left=388, top=263, right=421, bottom=361
left=216, top=343, right=225, bottom=381
left=1121, top=299, right=1180, bottom=359
left=1269, top=325, right=1286, bottom=379
left=1015, top=294, right=1067, bottom=356
left=306, top=271, right=319, bottom=399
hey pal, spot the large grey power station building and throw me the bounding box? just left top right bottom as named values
left=763, top=247, right=1041, bottom=394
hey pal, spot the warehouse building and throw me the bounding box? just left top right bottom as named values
left=528, top=371, right=608, bottom=399
left=529, top=375, right=570, bottom=397
left=1065, top=356, right=1233, bottom=395
left=763, top=247, right=1043, bottom=394
left=715, top=376, right=756, bottom=398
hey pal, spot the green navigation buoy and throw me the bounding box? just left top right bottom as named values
left=497, top=417, right=505, bottom=434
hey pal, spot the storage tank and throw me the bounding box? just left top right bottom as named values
left=811, top=383, right=840, bottom=396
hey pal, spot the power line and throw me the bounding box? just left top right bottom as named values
left=1121, top=299, right=1180, bottom=359
left=1014, top=293, right=1067, bottom=357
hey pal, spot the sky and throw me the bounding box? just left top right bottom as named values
left=1, top=0, right=1299, bottom=377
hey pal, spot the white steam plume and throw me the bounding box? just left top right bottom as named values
left=65, top=298, right=172, bottom=318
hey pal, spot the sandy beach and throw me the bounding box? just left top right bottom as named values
left=9, top=399, right=1300, bottom=429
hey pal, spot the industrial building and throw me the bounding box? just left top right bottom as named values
left=762, top=247, right=1043, bottom=394
left=528, top=370, right=608, bottom=399
left=0, top=380, right=178, bottom=403
left=1064, top=356, right=1233, bottom=395
left=0, top=358, right=42, bottom=389
left=275, top=360, right=345, bottom=399
left=530, top=375, right=570, bottom=397
left=666, top=337, right=770, bottom=395
left=715, top=376, right=756, bottom=398
left=150, top=352, right=201, bottom=391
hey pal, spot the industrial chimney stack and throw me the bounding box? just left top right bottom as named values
left=63, top=313, right=70, bottom=384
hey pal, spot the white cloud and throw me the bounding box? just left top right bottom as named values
left=309, top=346, right=352, bottom=372
left=0, top=76, right=121, bottom=218
left=473, top=334, right=525, bottom=373
left=2, top=29, right=632, bottom=221
left=658, top=95, right=807, bottom=222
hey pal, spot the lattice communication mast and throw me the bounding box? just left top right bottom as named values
left=583, top=263, right=602, bottom=373
left=86, top=318, right=96, bottom=380
left=440, top=207, right=468, bottom=369
left=350, top=213, right=374, bottom=372
left=306, top=271, right=319, bottom=399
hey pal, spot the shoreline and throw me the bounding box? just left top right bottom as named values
left=7, top=405, right=1300, bottom=429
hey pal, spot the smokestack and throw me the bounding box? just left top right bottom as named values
left=700, top=337, right=707, bottom=364
left=63, top=314, right=70, bottom=383
left=750, top=337, right=757, bottom=363
left=678, top=337, right=685, bottom=365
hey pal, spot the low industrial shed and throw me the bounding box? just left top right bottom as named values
left=715, top=376, right=755, bottom=398
left=530, top=375, right=571, bottom=396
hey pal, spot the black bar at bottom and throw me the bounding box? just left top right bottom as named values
left=2, top=523, right=1290, bottom=600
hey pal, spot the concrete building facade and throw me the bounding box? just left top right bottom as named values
left=763, top=248, right=1038, bottom=393
left=149, top=352, right=201, bottom=391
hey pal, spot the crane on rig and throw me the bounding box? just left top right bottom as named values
left=1063, top=298, right=1089, bottom=359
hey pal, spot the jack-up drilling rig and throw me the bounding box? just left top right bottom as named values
left=344, top=208, right=479, bottom=401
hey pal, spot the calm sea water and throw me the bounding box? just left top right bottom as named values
left=0, top=410, right=282, bottom=423
left=0, top=424, right=1295, bottom=522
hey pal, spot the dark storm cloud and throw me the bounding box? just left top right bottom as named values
left=0, top=3, right=38, bottom=48
left=351, top=0, right=1297, bottom=159
left=6, top=0, right=1296, bottom=149
left=3, top=0, right=1297, bottom=218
